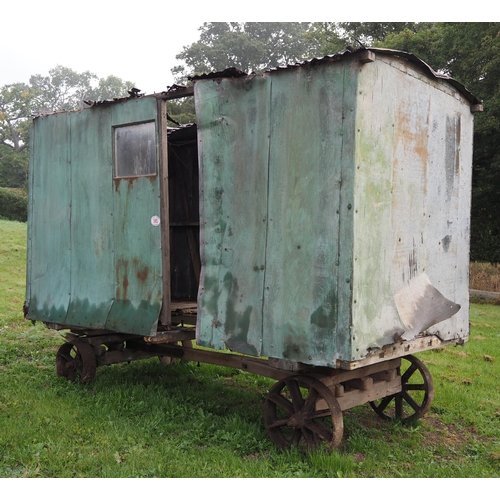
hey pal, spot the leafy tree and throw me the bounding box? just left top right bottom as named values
left=29, top=65, right=97, bottom=113
left=167, top=97, right=196, bottom=125
left=0, top=67, right=135, bottom=194
left=173, top=21, right=500, bottom=261
left=302, top=23, right=349, bottom=56
left=0, top=145, right=28, bottom=190
left=0, top=83, right=34, bottom=153
left=29, top=66, right=135, bottom=113
left=86, top=74, right=136, bottom=102
left=172, top=22, right=312, bottom=82
left=340, top=22, right=421, bottom=46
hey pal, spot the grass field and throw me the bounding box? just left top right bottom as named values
left=1, top=220, right=499, bottom=479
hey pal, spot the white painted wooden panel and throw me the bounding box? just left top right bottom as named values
left=351, top=54, right=474, bottom=360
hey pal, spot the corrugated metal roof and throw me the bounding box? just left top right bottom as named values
left=189, top=47, right=481, bottom=106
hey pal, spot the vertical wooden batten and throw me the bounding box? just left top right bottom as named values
left=158, top=98, right=171, bottom=327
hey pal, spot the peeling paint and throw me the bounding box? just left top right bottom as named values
left=394, top=273, right=461, bottom=341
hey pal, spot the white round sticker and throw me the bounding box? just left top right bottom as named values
left=151, top=215, right=161, bottom=227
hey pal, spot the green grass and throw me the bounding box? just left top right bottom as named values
left=1, top=220, right=500, bottom=478
left=0, top=220, right=26, bottom=327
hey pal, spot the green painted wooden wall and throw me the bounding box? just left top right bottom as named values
left=26, top=97, right=163, bottom=336
left=195, top=58, right=359, bottom=366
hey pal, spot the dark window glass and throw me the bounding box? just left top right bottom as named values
left=114, top=121, right=156, bottom=177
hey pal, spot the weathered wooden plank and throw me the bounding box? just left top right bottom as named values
left=26, top=112, right=72, bottom=324
left=195, top=76, right=271, bottom=355
left=315, top=357, right=400, bottom=386
left=337, top=334, right=458, bottom=370
left=156, top=86, right=195, bottom=101
left=157, top=99, right=172, bottom=326
left=126, top=341, right=297, bottom=380
left=262, top=60, right=357, bottom=367
left=144, top=330, right=195, bottom=343
left=105, top=97, right=163, bottom=335
left=65, top=106, right=115, bottom=328
left=350, top=53, right=473, bottom=359
left=316, top=377, right=402, bottom=412
left=345, top=376, right=374, bottom=391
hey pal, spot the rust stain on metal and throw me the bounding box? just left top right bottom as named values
left=136, top=265, right=149, bottom=283
left=116, top=258, right=129, bottom=301
left=395, top=101, right=430, bottom=169
left=113, top=175, right=158, bottom=193
left=115, top=257, right=150, bottom=300
left=122, top=274, right=129, bottom=300
left=112, top=177, right=138, bottom=193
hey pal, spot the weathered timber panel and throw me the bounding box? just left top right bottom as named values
left=195, top=76, right=271, bottom=355
left=65, top=107, right=115, bottom=328
left=351, top=55, right=473, bottom=357
left=27, top=97, right=163, bottom=336
left=26, top=113, right=71, bottom=324
left=262, top=60, right=357, bottom=366
left=195, top=60, right=359, bottom=365
left=105, top=98, right=163, bottom=335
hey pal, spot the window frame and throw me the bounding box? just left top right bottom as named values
left=113, top=120, right=158, bottom=180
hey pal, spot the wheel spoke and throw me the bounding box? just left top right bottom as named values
left=376, top=395, right=394, bottom=413
left=266, top=417, right=292, bottom=430
left=291, top=428, right=303, bottom=446
left=267, top=392, right=295, bottom=415
left=301, top=426, right=317, bottom=447
left=401, top=391, right=423, bottom=413
left=305, top=408, right=333, bottom=420
left=286, top=379, right=304, bottom=412
left=401, top=363, right=418, bottom=383
left=406, top=383, right=426, bottom=391
left=303, top=420, right=334, bottom=443
left=302, top=388, right=319, bottom=413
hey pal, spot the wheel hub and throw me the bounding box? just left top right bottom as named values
left=287, top=414, right=304, bottom=428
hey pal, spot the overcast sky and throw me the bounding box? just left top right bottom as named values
left=1, top=1, right=206, bottom=94
left=2, top=3, right=483, bottom=95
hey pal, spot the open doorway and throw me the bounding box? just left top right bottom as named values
left=166, top=123, right=199, bottom=325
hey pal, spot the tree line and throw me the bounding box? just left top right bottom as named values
left=1, top=22, right=499, bottom=261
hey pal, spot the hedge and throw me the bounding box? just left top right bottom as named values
left=0, top=187, right=27, bottom=222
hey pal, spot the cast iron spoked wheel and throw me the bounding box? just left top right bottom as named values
left=55, top=340, right=97, bottom=383
left=369, top=354, right=434, bottom=422
left=264, top=375, right=344, bottom=452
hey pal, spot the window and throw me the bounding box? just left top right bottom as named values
left=114, top=121, right=157, bottom=178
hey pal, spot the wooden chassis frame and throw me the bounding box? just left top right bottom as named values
left=63, top=329, right=434, bottom=413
